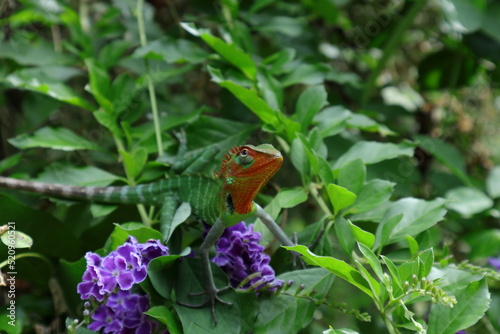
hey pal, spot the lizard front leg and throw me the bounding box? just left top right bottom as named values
left=177, top=218, right=231, bottom=324
left=254, top=203, right=294, bottom=247
left=255, top=203, right=305, bottom=269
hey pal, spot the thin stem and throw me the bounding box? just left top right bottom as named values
left=136, top=0, right=163, bottom=156
left=79, top=0, right=91, bottom=34
left=0, top=252, right=53, bottom=272
left=360, top=0, right=427, bottom=107
left=380, top=310, right=401, bottom=334
left=309, top=183, right=332, bottom=217
left=51, top=25, right=62, bottom=53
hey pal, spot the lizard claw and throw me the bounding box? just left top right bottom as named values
left=177, top=285, right=232, bottom=324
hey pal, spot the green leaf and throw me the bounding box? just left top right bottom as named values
left=335, top=217, right=356, bottom=257
left=295, top=85, right=328, bottom=132
left=250, top=268, right=334, bottom=334
left=90, top=204, right=117, bottom=218
left=283, top=245, right=373, bottom=297
left=486, top=166, right=500, bottom=198
left=257, top=69, right=283, bottom=111
left=252, top=15, right=306, bottom=38
left=337, top=159, right=366, bottom=194
left=327, top=184, right=357, bottom=215
left=132, top=36, right=209, bottom=64
left=35, top=165, right=121, bottom=186
left=201, top=33, right=256, bottom=80
left=173, top=259, right=241, bottom=333
left=307, top=127, right=327, bottom=159
left=296, top=133, right=319, bottom=176
left=85, top=58, right=113, bottom=112
left=428, top=268, right=490, bottom=334
left=0, top=38, right=73, bottom=66
left=215, top=77, right=301, bottom=139
left=349, top=220, right=375, bottom=248
left=313, top=106, right=350, bottom=138
left=282, top=63, right=327, bottom=87
left=465, top=229, right=500, bottom=259
left=276, top=187, right=308, bottom=208
left=334, top=141, right=416, bottom=170
left=397, top=260, right=420, bottom=285
left=346, top=179, right=394, bottom=215
left=10, top=65, right=83, bottom=82
left=445, top=187, right=493, bottom=216
left=438, top=0, right=486, bottom=33
left=318, top=156, right=335, bottom=185
left=415, top=135, right=471, bottom=186
left=375, top=198, right=447, bottom=249
left=108, top=225, right=163, bottom=251
left=59, top=257, right=87, bottom=313
left=8, top=127, right=100, bottom=151
left=0, top=153, right=22, bottom=174
left=147, top=255, right=179, bottom=300
left=418, top=248, right=434, bottom=278
left=357, top=243, right=383, bottom=281
left=290, top=137, right=312, bottom=185
left=406, top=235, right=419, bottom=258
left=144, top=306, right=182, bottom=334
left=346, top=114, right=396, bottom=136
left=5, top=74, right=93, bottom=110
left=164, top=202, right=192, bottom=242
left=97, top=40, right=131, bottom=69
left=481, top=2, right=500, bottom=42
left=263, top=48, right=296, bottom=74
left=209, top=76, right=283, bottom=132
left=120, top=147, right=147, bottom=180
left=120, top=150, right=139, bottom=180
left=354, top=260, right=380, bottom=297
left=0, top=230, right=33, bottom=248
left=93, top=109, right=122, bottom=138
left=324, top=329, right=360, bottom=334
left=0, top=195, right=83, bottom=260
left=381, top=255, right=402, bottom=290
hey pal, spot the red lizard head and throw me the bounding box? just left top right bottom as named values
left=217, top=144, right=283, bottom=218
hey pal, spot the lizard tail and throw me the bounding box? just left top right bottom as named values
left=0, top=176, right=147, bottom=204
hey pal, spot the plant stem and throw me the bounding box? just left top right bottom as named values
left=360, top=0, right=427, bottom=107
left=0, top=252, right=53, bottom=271
left=136, top=0, right=163, bottom=156
left=113, top=133, right=151, bottom=226
left=379, top=307, right=401, bottom=334
left=309, top=183, right=333, bottom=217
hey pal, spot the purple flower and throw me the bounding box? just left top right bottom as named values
left=77, top=253, right=107, bottom=301
left=88, top=290, right=154, bottom=334
left=77, top=236, right=170, bottom=333
left=77, top=236, right=169, bottom=301
left=211, top=222, right=284, bottom=290
left=488, top=257, right=500, bottom=271
left=138, top=239, right=170, bottom=265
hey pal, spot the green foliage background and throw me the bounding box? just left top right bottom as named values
left=0, top=0, right=499, bottom=333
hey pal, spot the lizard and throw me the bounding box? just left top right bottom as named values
left=0, top=143, right=295, bottom=322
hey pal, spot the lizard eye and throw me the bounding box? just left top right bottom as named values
left=240, top=149, right=249, bottom=158
left=239, top=148, right=252, bottom=165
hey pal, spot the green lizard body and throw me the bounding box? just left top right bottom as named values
left=0, top=144, right=282, bottom=227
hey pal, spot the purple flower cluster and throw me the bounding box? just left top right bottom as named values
left=211, top=222, right=284, bottom=290
left=88, top=290, right=152, bottom=334
left=77, top=236, right=169, bottom=333
left=489, top=256, right=500, bottom=271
